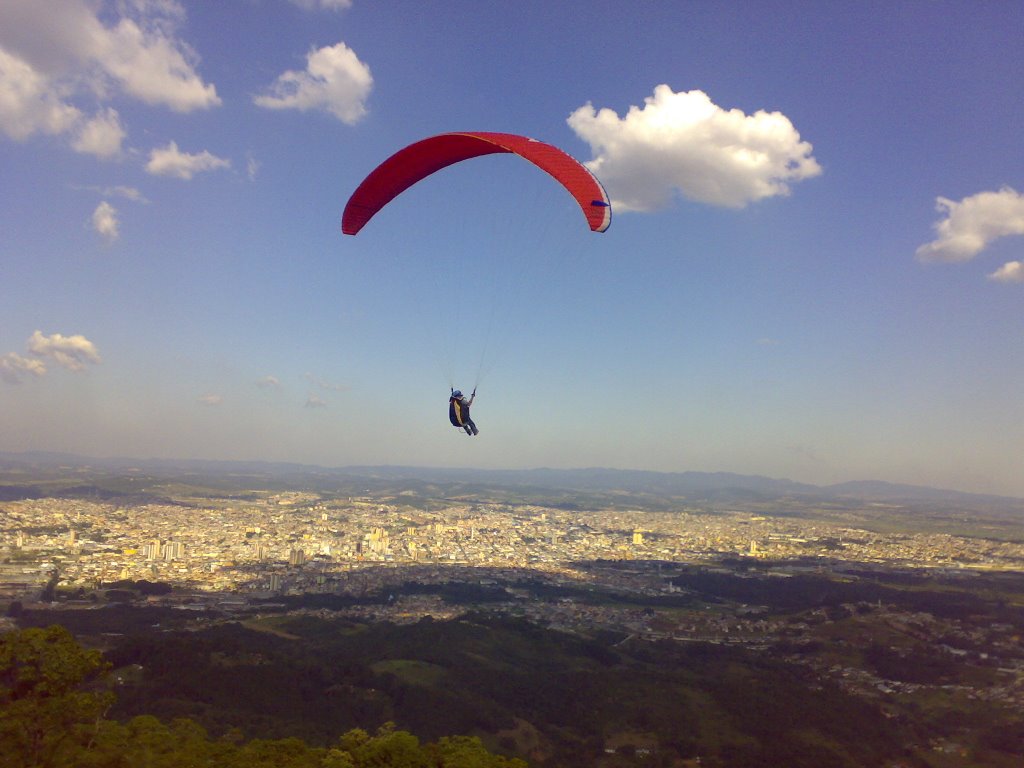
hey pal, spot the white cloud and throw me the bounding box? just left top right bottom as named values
left=71, top=106, right=125, bottom=158
left=0, top=0, right=218, bottom=112
left=146, top=140, right=229, bottom=179
left=198, top=393, right=223, bottom=406
left=0, top=46, right=81, bottom=140
left=289, top=0, right=353, bottom=9
left=91, top=200, right=119, bottom=242
left=109, top=185, right=146, bottom=202
left=988, top=261, right=1024, bottom=283
left=256, top=375, right=281, bottom=389
left=254, top=42, right=372, bottom=125
left=0, top=352, right=46, bottom=384
left=74, top=184, right=149, bottom=203
left=915, top=187, right=1024, bottom=263
left=26, top=330, right=101, bottom=371
left=0, top=0, right=217, bottom=154
left=305, top=394, right=327, bottom=408
left=2, top=330, right=100, bottom=384
left=567, top=84, right=822, bottom=212
left=91, top=7, right=219, bottom=112
left=246, top=155, right=260, bottom=182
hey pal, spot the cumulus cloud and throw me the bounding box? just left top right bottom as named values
left=0, top=46, right=81, bottom=140
left=305, top=394, right=327, bottom=408
left=197, top=393, right=223, bottom=406
left=254, top=41, right=372, bottom=124
left=91, top=200, right=119, bottom=242
left=256, top=375, right=281, bottom=389
left=988, top=261, right=1024, bottom=283
left=2, top=330, right=101, bottom=383
left=91, top=5, right=219, bottom=111
left=0, top=0, right=218, bottom=111
left=567, top=84, right=821, bottom=212
left=146, top=140, right=229, bottom=179
left=26, top=330, right=101, bottom=371
left=0, top=0, right=217, bottom=155
left=0, top=353, right=46, bottom=384
left=915, top=187, right=1024, bottom=263
left=71, top=106, right=125, bottom=157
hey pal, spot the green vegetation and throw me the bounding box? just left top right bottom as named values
left=14, top=562, right=1024, bottom=767
left=0, top=625, right=525, bottom=768
left=90, top=614, right=912, bottom=768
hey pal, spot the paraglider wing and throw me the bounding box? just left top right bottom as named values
left=342, top=132, right=611, bottom=235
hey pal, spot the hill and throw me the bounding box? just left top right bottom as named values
left=2, top=451, right=1021, bottom=511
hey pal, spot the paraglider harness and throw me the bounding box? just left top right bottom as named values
left=449, top=388, right=478, bottom=435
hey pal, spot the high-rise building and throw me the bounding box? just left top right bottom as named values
left=365, top=527, right=390, bottom=556
left=288, top=548, right=306, bottom=566
left=161, top=541, right=184, bottom=561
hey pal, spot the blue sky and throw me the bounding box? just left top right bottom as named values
left=2, top=1, right=1023, bottom=496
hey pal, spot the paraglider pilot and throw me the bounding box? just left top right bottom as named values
left=449, top=388, right=478, bottom=436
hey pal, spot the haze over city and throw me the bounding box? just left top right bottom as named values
left=2, top=1, right=1023, bottom=497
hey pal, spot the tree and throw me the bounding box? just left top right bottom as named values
left=0, top=625, right=113, bottom=768
left=0, top=628, right=529, bottom=768
left=429, top=735, right=528, bottom=768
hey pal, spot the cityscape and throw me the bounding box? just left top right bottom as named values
left=3, top=491, right=1023, bottom=600
left=3, top=465, right=1024, bottom=765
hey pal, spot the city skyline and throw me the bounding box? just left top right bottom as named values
left=2, top=1, right=1024, bottom=497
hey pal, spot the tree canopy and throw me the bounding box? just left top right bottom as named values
left=0, top=626, right=525, bottom=768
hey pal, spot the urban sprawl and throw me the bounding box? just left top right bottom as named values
left=2, top=493, right=1022, bottom=599
left=3, top=493, right=1024, bottom=718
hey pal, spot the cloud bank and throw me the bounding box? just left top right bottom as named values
left=0, top=0, right=218, bottom=156
left=254, top=42, right=372, bottom=124
left=567, top=85, right=821, bottom=212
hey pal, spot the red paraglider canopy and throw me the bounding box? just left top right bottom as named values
left=342, top=132, right=611, bottom=235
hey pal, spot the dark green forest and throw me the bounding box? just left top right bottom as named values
left=0, top=625, right=524, bottom=768
left=10, top=611, right=923, bottom=768
left=9, top=562, right=1024, bottom=767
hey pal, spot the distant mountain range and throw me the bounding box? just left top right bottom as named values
left=1, top=450, right=1021, bottom=509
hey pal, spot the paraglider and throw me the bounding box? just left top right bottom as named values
left=449, top=388, right=478, bottom=436
left=342, top=131, right=611, bottom=436
left=342, top=132, right=611, bottom=236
